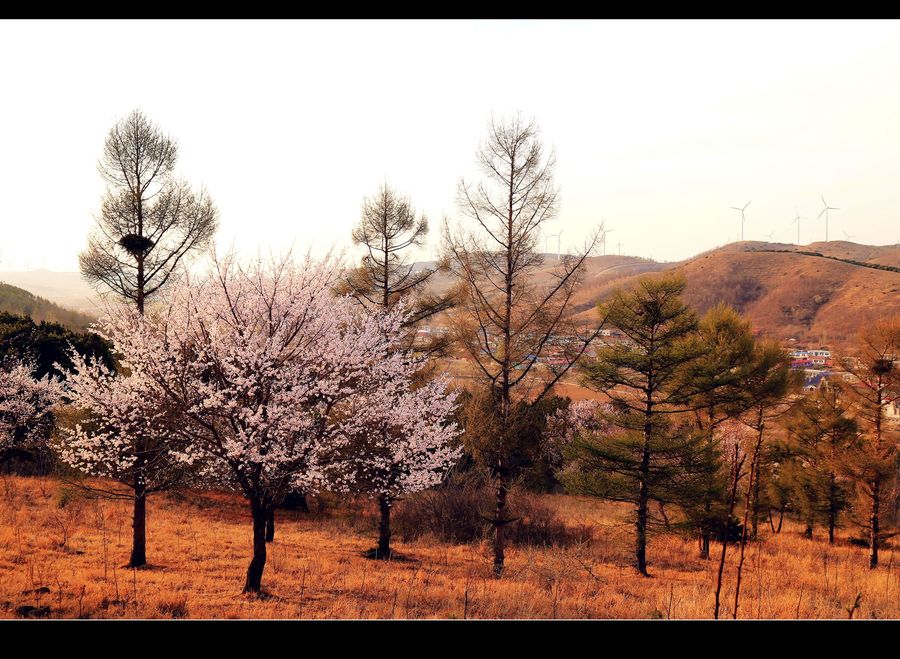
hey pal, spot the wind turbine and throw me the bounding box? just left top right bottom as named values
left=764, top=230, right=775, bottom=242
left=617, top=240, right=623, bottom=256
left=602, top=227, right=614, bottom=255
left=546, top=231, right=562, bottom=260
left=730, top=201, right=751, bottom=242
left=791, top=208, right=805, bottom=246
left=842, top=230, right=855, bottom=241
left=817, top=196, right=839, bottom=242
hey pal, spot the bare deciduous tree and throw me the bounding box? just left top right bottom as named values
left=80, top=109, right=218, bottom=314
left=442, top=114, right=604, bottom=576
left=77, top=109, right=218, bottom=568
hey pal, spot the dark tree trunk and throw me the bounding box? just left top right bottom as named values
left=376, top=494, right=392, bottom=559
left=636, top=449, right=650, bottom=576
left=128, top=473, right=147, bottom=568
left=699, top=429, right=714, bottom=560
left=828, top=474, right=837, bottom=545
left=244, top=502, right=268, bottom=593
left=492, top=473, right=510, bottom=577
left=733, top=422, right=764, bottom=619
left=870, top=478, right=881, bottom=569
left=265, top=509, right=275, bottom=543
left=700, top=532, right=710, bottom=560
left=750, top=467, right=761, bottom=540
left=714, top=445, right=744, bottom=620
left=281, top=491, right=309, bottom=513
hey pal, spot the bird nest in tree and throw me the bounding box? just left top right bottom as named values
left=118, top=234, right=155, bottom=257
left=872, top=358, right=895, bottom=376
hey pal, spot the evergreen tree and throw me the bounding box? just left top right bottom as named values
left=0, top=311, right=115, bottom=379
left=567, top=273, right=708, bottom=576
left=680, top=304, right=757, bottom=559
left=782, top=378, right=859, bottom=543
left=837, top=317, right=900, bottom=568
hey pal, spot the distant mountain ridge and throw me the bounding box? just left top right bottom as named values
left=5, top=240, right=900, bottom=343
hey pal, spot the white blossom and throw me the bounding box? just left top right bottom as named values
left=0, top=360, right=61, bottom=458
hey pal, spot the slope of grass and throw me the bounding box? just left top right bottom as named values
left=0, top=476, right=896, bottom=619
left=754, top=249, right=900, bottom=274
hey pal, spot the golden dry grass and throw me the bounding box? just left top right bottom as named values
left=0, top=475, right=897, bottom=619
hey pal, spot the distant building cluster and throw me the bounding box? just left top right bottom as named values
left=786, top=347, right=840, bottom=392
left=786, top=345, right=900, bottom=423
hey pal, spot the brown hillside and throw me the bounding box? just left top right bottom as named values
left=572, top=241, right=900, bottom=345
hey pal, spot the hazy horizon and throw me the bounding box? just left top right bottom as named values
left=2, top=19, right=899, bottom=272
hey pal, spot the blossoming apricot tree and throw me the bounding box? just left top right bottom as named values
left=61, top=252, right=459, bottom=592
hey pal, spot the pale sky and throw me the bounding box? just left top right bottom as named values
left=1, top=19, right=899, bottom=272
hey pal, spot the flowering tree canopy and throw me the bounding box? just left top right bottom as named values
left=65, top=251, right=453, bottom=591
left=58, top=351, right=187, bottom=495
left=0, top=360, right=61, bottom=462
left=326, top=372, right=461, bottom=499
left=543, top=399, right=613, bottom=473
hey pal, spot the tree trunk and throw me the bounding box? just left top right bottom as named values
left=828, top=474, right=837, bottom=545
left=698, top=427, right=714, bottom=560
left=244, top=502, right=268, bottom=593
left=376, top=494, right=392, bottom=559
left=265, top=508, right=275, bottom=543
left=733, top=421, right=764, bottom=619
left=636, top=443, right=651, bottom=576
left=128, top=472, right=147, bottom=568
left=282, top=491, right=309, bottom=513
left=870, top=478, right=881, bottom=569
left=700, top=532, right=710, bottom=560
left=492, top=473, right=510, bottom=577
left=714, top=445, right=743, bottom=620
left=750, top=466, right=761, bottom=540
left=804, top=521, right=813, bottom=539
left=636, top=395, right=653, bottom=577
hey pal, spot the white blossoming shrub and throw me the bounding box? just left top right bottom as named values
left=543, top=398, right=614, bottom=472
left=0, top=360, right=61, bottom=464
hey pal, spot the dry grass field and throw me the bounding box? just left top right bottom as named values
left=1, top=475, right=898, bottom=619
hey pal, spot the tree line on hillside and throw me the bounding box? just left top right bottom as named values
left=1, top=110, right=898, bottom=611
left=0, top=283, right=96, bottom=330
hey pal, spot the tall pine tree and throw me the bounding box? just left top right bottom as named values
left=567, top=273, right=707, bottom=576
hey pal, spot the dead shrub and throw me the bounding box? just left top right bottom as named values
left=393, top=472, right=590, bottom=547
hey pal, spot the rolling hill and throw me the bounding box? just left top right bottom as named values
left=572, top=241, right=900, bottom=345
left=5, top=240, right=900, bottom=343
left=0, top=270, right=97, bottom=313
left=0, top=281, right=96, bottom=330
